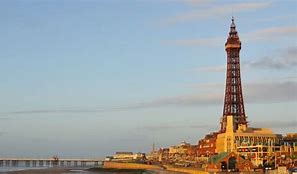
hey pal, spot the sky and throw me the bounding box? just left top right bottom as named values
left=0, top=0, right=296, bottom=158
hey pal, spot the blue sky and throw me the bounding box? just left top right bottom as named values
left=0, top=0, right=296, bottom=158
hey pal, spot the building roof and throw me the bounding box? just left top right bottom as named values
left=115, top=152, right=133, bottom=155
left=209, top=152, right=247, bottom=165
left=208, top=152, right=230, bottom=165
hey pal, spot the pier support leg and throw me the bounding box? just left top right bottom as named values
left=32, top=161, right=37, bottom=167
left=94, top=161, right=99, bottom=166
left=25, top=161, right=30, bottom=167
left=39, top=160, right=44, bottom=167
left=12, top=160, right=18, bottom=167
left=5, top=160, right=10, bottom=167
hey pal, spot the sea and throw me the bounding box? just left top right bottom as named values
left=0, top=167, right=156, bottom=174
left=0, top=161, right=110, bottom=173
left=0, top=167, right=86, bottom=173
left=0, top=161, right=173, bottom=174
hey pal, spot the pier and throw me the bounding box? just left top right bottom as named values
left=0, top=158, right=103, bottom=167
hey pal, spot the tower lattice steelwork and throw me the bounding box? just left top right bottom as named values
left=220, top=17, right=247, bottom=132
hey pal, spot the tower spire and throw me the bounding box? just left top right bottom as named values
left=220, top=17, right=247, bottom=132
left=229, top=16, right=237, bottom=35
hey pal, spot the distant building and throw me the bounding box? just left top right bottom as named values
left=134, top=152, right=146, bottom=160
left=105, top=156, right=113, bottom=161
left=281, top=133, right=297, bottom=156
left=167, top=141, right=198, bottom=162
left=158, top=148, right=169, bottom=162
left=169, top=141, right=191, bottom=155
left=113, top=152, right=134, bottom=160
left=147, top=142, right=198, bottom=164
left=112, top=152, right=145, bottom=161
left=197, top=132, right=218, bottom=157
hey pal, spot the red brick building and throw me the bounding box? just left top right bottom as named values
left=197, top=132, right=218, bottom=157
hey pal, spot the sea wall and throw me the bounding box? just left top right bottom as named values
left=103, top=161, right=162, bottom=170
left=103, top=162, right=209, bottom=174
left=164, top=165, right=209, bottom=174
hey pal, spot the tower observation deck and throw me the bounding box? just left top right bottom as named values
left=220, top=17, right=247, bottom=132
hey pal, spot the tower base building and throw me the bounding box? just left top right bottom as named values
left=216, top=116, right=282, bottom=166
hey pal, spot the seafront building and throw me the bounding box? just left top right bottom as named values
left=146, top=18, right=296, bottom=172
left=146, top=141, right=198, bottom=164
left=110, top=152, right=145, bottom=162
left=196, top=18, right=295, bottom=171
left=167, top=141, right=197, bottom=163
left=112, top=17, right=297, bottom=172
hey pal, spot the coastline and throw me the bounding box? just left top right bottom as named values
left=0, top=167, right=183, bottom=174
left=0, top=162, right=208, bottom=174
left=103, top=162, right=208, bottom=174
left=163, top=165, right=208, bottom=174
left=0, top=168, right=75, bottom=174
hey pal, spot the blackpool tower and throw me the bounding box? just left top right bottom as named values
left=220, top=17, right=247, bottom=132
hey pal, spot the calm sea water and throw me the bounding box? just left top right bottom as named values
left=0, top=161, right=107, bottom=173
left=0, top=167, right=47, bottom=172
left=0, top=167, right=153, bottom=174
left=0, top=167, right=89, bottom=173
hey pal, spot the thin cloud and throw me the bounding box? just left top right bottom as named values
left=193, top=46, right=297, bottom=72
left=3, top=81, right=296, bottom=115
left=0, top=106, right=145, bottom=116
left=245, top=81, right=297, bottom=103
left=163, top=37, right=223, bottom=46
left=180, top=0, right=215, bottom=6
left=251, top=120, right=297, bottom=129
left=0, top=117, right=10, bottom=120
left=254, top=14, right=297, bottom=23
left=140, top=93, right=222, bottom=107
left=140, top=123, right=216, bottom=132
left=2, top=78, right=296, bottom=116
left=247, top=47, right=297, bottom=69
left=163, top=26, right=297, bottom=47
left=162, top=2, right=271, bottom=25
left=137, top=80, right=297, bottom=107
left=0, top=132, right=7, bottom=136
left=190, top=82, right=223, bottom=89
left=242, top=26, right=297, bottom=42
left=139, top=120, right=297, bottom=132
left=192, top=65, right=225, bottom=72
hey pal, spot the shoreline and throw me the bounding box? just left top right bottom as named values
left=163, top=165, right=208, bottom=174
left=0, top=168, right=77, bottom=174
left=0, top=163, right=208, bottom=174
left=103, top=162, right=208, bottom=174
left=0, top=167, right=183, bottom=174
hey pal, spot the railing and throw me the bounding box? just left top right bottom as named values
left=0, top=158, right=103, bottom=167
